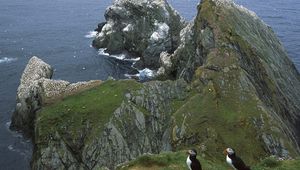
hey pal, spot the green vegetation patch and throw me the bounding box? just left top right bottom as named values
left=172, top=66, right=270, bottom=163
left=36, top=80, right=142, bottom=146
left=118, top=151, right=300, bottom=170
left=253, top=157, right=300, bottom=170
left=117, top=151, right=228, bottom=170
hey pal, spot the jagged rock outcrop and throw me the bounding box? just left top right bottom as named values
left=10, top=56, right=101, bottom=136
left=165, top=0, right=300, bottom=157
left=92, top=0, right=186, bottom=69
left=10, top=56, right=53, bottom=135
left=28, top=0, right=300, bottom=169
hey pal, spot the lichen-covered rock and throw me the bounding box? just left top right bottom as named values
left=10, top=56, right=101, bottom=136
left=92, top=0, right=186, bottom=69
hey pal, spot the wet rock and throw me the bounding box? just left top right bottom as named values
left=94, top=22, right=107, bottom=32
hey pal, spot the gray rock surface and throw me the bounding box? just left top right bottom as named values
left=163, top=0, right=300, bottom=151
left=92, top=0, right=186, bottom=69
left=10, top=56, right=101, bottom=136
left=11, top=56, right=53, bottom=135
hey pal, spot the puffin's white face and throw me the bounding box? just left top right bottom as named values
left=187, top=149, right=197, bottom=156
left=224, top=148, right=235, bottom=155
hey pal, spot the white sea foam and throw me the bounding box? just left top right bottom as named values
left=125, top=68, right=156, bottom=80
left=98, top=49, right=140, bottom=62
left=0, top=57, right=17, bottom=64
left=125, top=57, right=140, bottom=62
left=8, top=145, right=14, bottom=151
left=98, top=48, right=110, bottom=56
left=84, top=31, right=98, bottom=38
left=138, top=68, right=155, bottom=78
left=5, top=121, right=11, bottom=129
left=111, top=53, right=126, bottom=60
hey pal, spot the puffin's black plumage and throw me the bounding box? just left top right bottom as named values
left=186, top=149, right=202, bottom=170
left=228, top=153, right=251, bottom=170
left=225, top=148, right=251, bottom=170
left=189, top=155, right=202, bottom=170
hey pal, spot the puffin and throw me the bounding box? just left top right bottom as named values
left=224, top=148, right=251, bottom=170
left=186, top=149, right=202, bottom=170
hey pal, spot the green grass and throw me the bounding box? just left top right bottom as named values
left=252, top=157, right=300, bottom=170
left=172, top=65, right=269, bottom=162
left=117, top=151, right=300, bottom=170
left=35, top=79, right=142, bottom=146
left=117, top=151, right=227, bottom=170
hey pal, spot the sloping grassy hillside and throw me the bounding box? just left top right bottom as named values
left=117, top=151, right=300, bottom=170
left=35, top=80, right=142, bottom=146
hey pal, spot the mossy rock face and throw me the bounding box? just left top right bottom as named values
left=32, top=79, right=189, bottom=169
left=168, top=0, right=300, bottom=162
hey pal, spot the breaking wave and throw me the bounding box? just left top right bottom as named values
left=0, top=57, right=17, bottom=64
left=84, top=31, right=98, bottom=38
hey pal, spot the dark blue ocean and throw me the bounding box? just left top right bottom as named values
left=0, top=0, right=299, bottom=169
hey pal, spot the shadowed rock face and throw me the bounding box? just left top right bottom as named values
left=22, top=0, right=300, bottom=169
left=92, top=0, right=186, bottom=69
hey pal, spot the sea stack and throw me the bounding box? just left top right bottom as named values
left=92, top=0, right=186, bottom=69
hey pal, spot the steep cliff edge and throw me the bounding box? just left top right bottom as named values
left=32, top=79, right=188, bottom=169
left=165, top=0, right=300, bottom=156
left=21, top=0, right=300, bottom=169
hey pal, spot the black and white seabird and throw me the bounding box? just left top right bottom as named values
left=224, top=148, right=251, bottom=170
left=186, top=149, right=202, bottom=170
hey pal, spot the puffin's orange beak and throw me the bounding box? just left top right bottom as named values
left=223, top=149, right=227, bottom=155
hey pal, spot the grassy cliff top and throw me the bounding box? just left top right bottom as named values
left=117, top=151, right=300, bottom=170
left=35, top=79, right=142, bottom=146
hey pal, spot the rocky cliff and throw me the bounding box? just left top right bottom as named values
left=92, top=0, right=186, bottom=69
left=167, top=0, right=300, bottom=154
left=12, top=0, right=300, bottom=169
left=10, top=56, right=101, bottom=137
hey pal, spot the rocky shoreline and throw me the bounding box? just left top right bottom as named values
left=10, top=0, right=300, bottom=169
